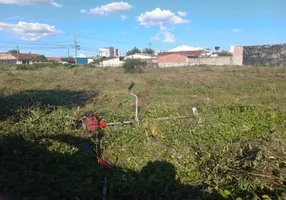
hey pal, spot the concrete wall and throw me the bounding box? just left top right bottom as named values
left=100, top=58, right=123, bottom=67
left=233, top=46, right=243, bottom=65
left=243, top=44, right=286, bottom=66
left=158, top=53, right=187, bottom=68
left=158, top=62, right=187, bottom=68
left=188, top=56, right=233, bottom=65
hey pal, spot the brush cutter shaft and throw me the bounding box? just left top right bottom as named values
left=152, top=114, right=197, bottom=121
left=106, top=121, right=134, bottom=126
left=105, top=114, right=198, bottom=126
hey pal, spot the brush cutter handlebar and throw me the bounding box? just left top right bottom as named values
left=128, top=81, right=135, bottom=93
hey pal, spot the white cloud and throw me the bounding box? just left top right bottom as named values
left=138, top=8, right=189, bottom=29
left=178, top=11, right=187, bottom=17
left=0, top=21, right=62, bottom=40
left=232, top=28, right=243, bottom=32
left=81, top=1, right=132, bottom=15
left=0, top=0, right=62, bottom=7
left=139, top=8, right=188, bottom=43
left=120, top=15, right=128, bottom=20
left=152, top=31, right=175, bottom=43
left=163, top=31, right=175, bottom=43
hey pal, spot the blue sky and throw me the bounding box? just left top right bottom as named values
left=0, top=0, right=286, bottom=57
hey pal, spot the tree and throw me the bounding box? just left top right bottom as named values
left=122, top=58, right=146, bottom=73
left=34, top=55, right=48, bottom=62
left=142, top=48, right=155, bottom=55
left=8, top=49, right=19, bottom=53
left=217, top=50, right=233, bottom=56
left=126, top=47, right=141, bottom=56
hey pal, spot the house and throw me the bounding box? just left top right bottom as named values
left=76, top=57, right=94, bottom=64
left=0, top=53, right=17, bottom=64
left=0, top=52, right=41, bottom=64
left=76, top=54, right=95, bottom=64
left=47, top=57, right=61, bottom=62
left=124, top=53, right=157, bottom=63
left=76, top=57, right=88, bottom=64
left=12, top=53, right=41, bottom=64
left=168, top=45, right=214, bottom=57
left=168, top=45, right=204, bottom=52
left=99, top=47, right=122, bottom=57
left=158, top=51, right=204, bottom=68
left=100, top=57, right=124, bottom=67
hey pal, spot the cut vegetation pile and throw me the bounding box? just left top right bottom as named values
left=0, top=65, right=285, bottom=200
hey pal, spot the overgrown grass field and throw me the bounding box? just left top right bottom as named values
left=0, top=65, right=285, bottom=200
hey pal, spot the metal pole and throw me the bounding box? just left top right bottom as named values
left=74, top=33, right=77, bottom=64
left=105, top=107, right=199, bottom=126
left=130, top=92, right=139, bottom=122
left=128, top=82, right=140, bottom=122
left=16, top=45, right=19, bottom=64
left=102, top=176, right=107, bottom=200
left=106, top=121, right=134, bottom=126
left=151, top=115, right=197, bottom=121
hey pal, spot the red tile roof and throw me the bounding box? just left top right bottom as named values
left=47, top=57, right=61, bottom=61
left=10, top=53, right=41, bottom=60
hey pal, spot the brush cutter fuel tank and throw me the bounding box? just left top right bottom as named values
left=82, top=112, right=106, bottom=133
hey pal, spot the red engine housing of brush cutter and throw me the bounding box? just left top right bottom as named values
left=83, top=115, right=106, bottom=133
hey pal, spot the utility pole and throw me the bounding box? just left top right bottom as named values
left=16, top=45, right=19, bottom=64
left=74, top=33, right=77, bottom=64
left=74, top=33, right=80, bottom=64
left=68, top=48, right=70, bottom=57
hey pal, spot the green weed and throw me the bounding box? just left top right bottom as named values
left=0, top=65, right=286, bottom=199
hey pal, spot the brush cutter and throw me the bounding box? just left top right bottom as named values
left=79, top=81, right=199, bottom=200
left=80, top=81, right=199, bottom=131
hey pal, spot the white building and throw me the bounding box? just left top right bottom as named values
left=99, top=47, right=122, bottom=57
left=100, top=57, right=123, bottom=67
left=99, top=48, right=111, bottom=57
left=229, top=46, right=235, bottom=53
left=168, top=45, right=204, bottom=52
left=124, top=53, right=156, bottom=60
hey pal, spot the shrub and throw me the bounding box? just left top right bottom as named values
left=218, top=50, right=233, bottom=56
left=122, top=58, right=146, bottom=73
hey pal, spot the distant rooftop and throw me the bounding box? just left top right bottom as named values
left=168, top=45, right=204, bottom=52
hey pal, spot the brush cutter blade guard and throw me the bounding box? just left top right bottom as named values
left=98, top=158, right=112, bottom=170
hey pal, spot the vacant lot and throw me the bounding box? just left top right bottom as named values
left=0, top=65, right=286, bottom=200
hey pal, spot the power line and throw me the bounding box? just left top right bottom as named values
left=0, top=33, right=157, bottom=57
left=0, top=46, right=72, bottom=50
left=1, top=32, right=156, bottom=47
left=0, top=37, right=154, bottom=48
